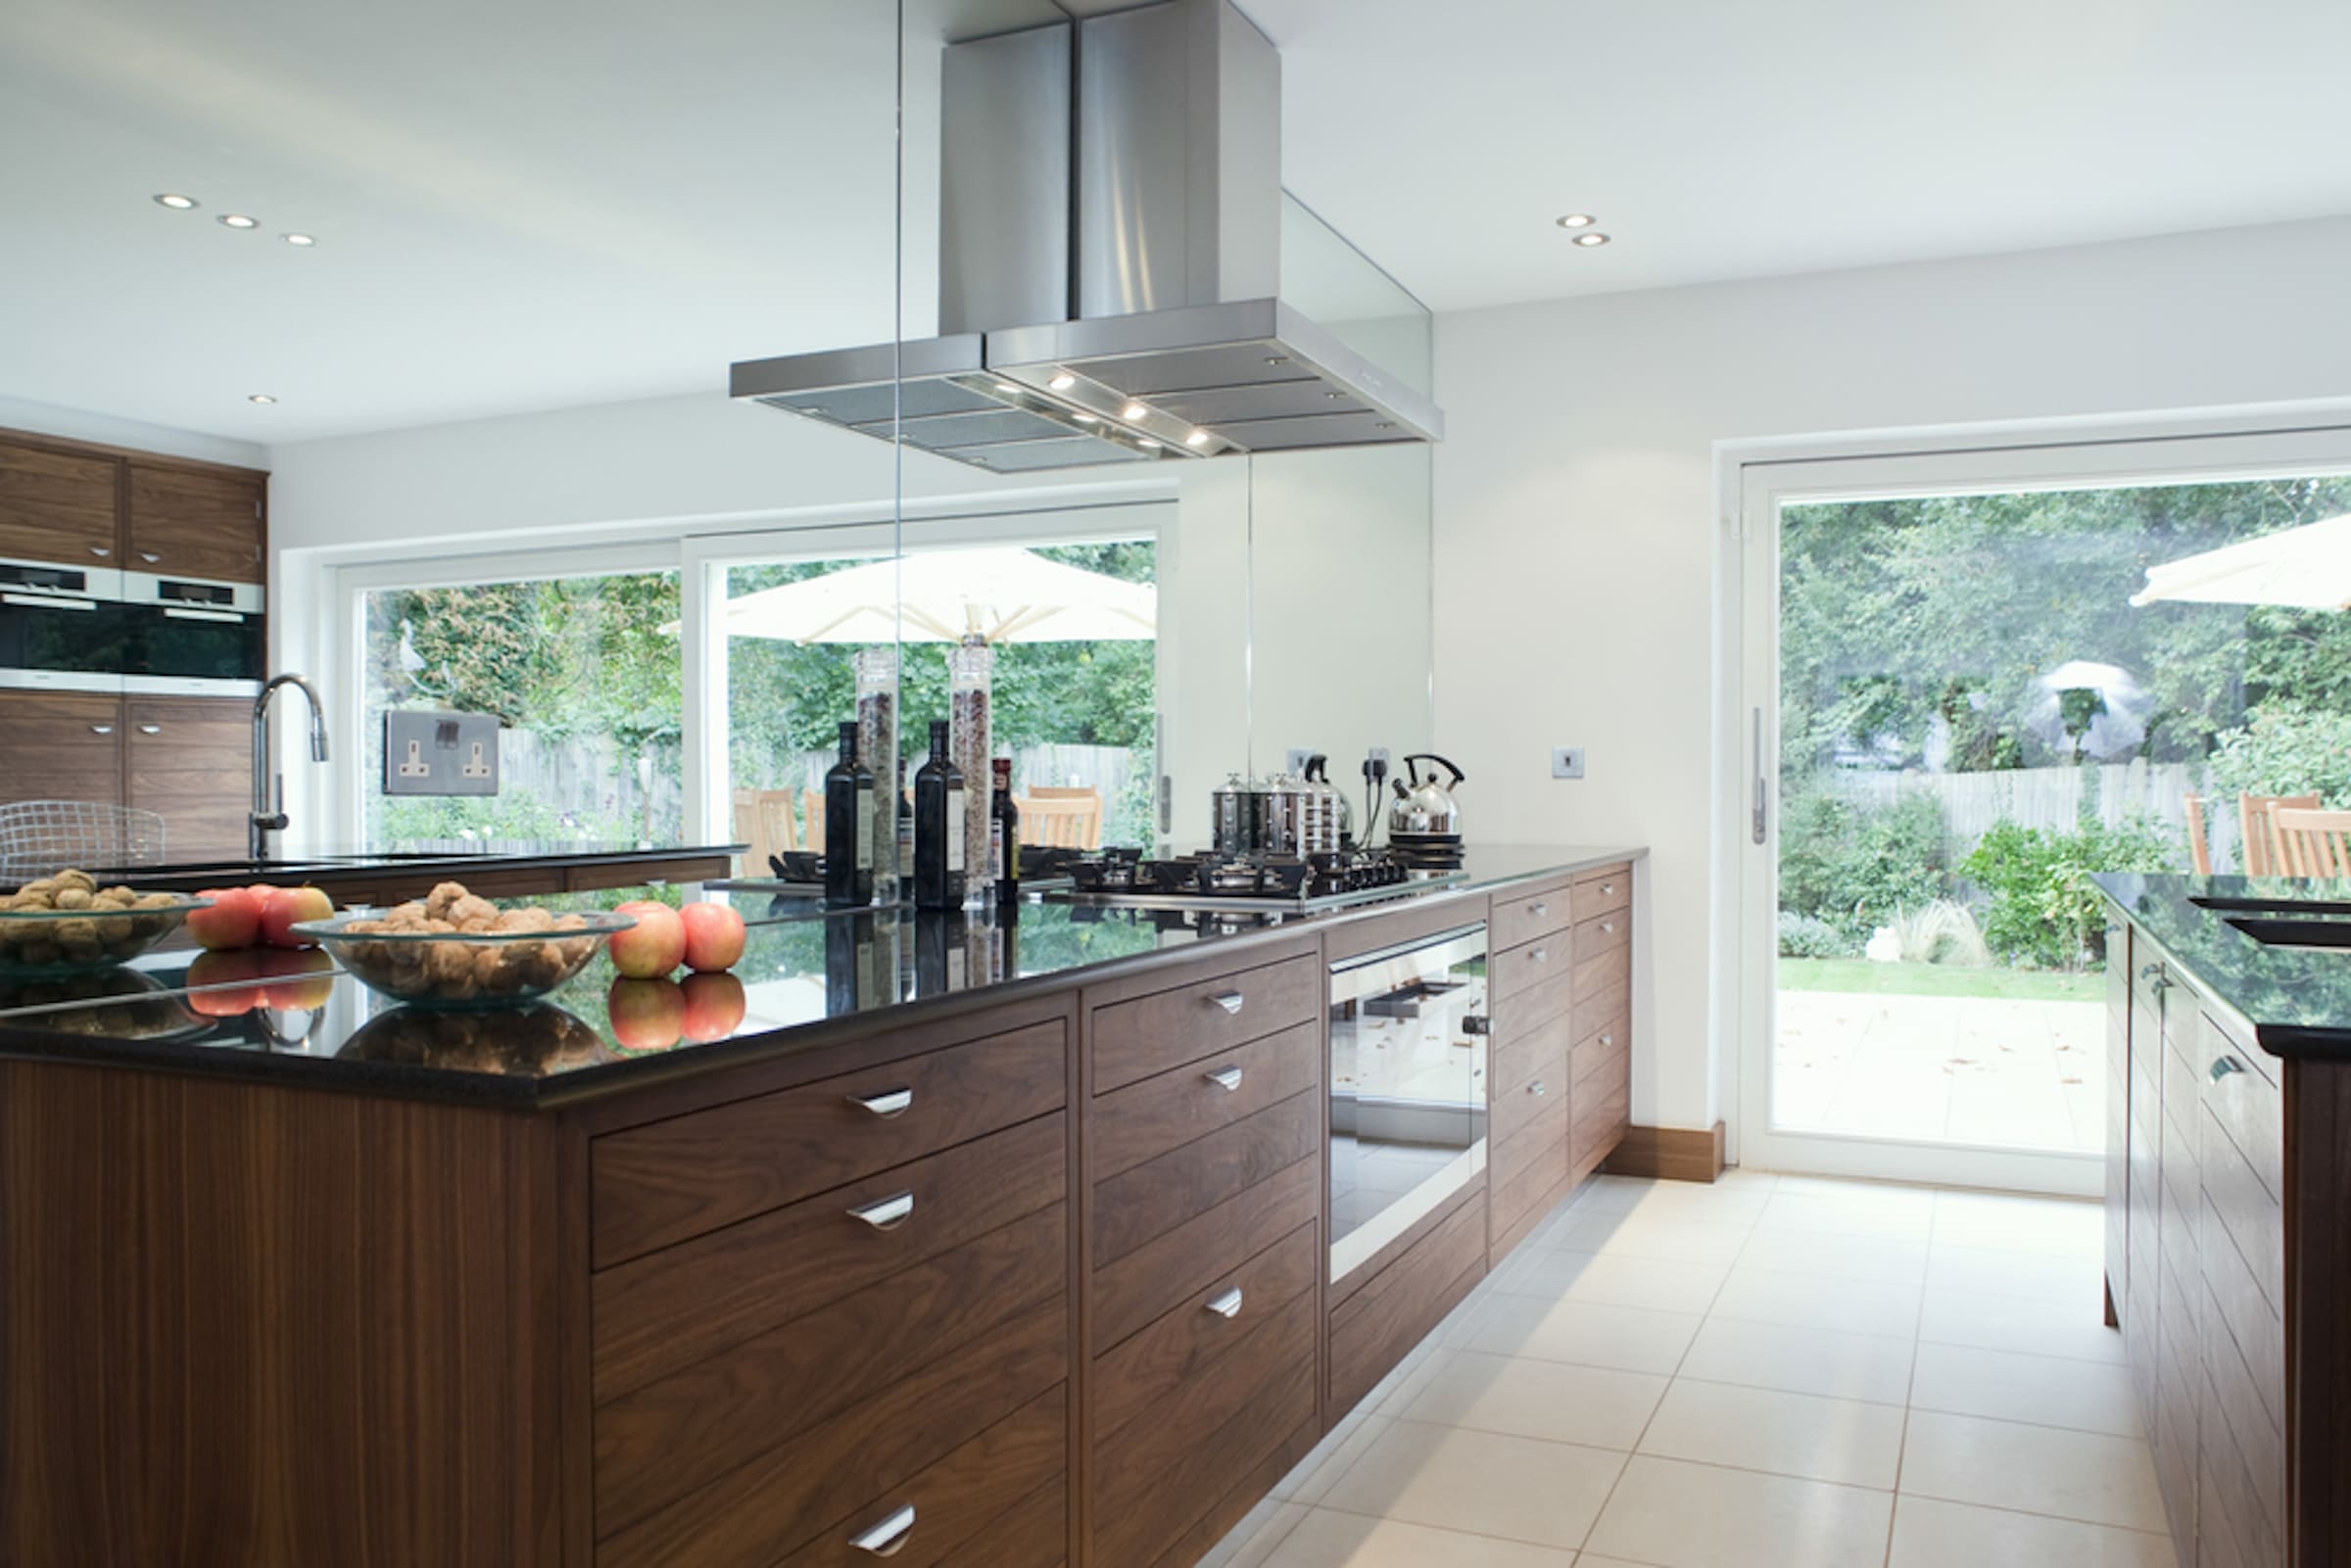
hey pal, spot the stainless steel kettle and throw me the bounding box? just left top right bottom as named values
left=1388, top=753, right=1466, bottom=835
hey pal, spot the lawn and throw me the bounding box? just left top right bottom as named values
left=1779, top=957, right=2103, bottom=1003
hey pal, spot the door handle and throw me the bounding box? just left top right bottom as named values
left=138, top=724, right=161, bottom=736
left=90, top=725, right=114, bottom=736
left=139, top=551, right=161, bottom=564
left=848, top=1503, right=917, bottom=1556
left=89, top=546, right=111, bottom=558
left=1751, top=706, right=1767, bottom=845
left=1209, top=990, right=1244, bottom=1016
left=1601, top=920, right=1616, bottom=934
left=1531, top=946, right=1549, bottom=963
left=1530, top=902, right=1549, bottom=917
left=1528, top=1079, right=1548, bottom=1097
left=847, top=1086, right=913, bottom=1117
left=2210, top=1056, right=2246, bottom=1082
left=1205, top=1287, right=1244, bottom=1318
left=846, top=1191, right=915, bottom=1231
left=1205, top=1066, right=1244, bottom=1092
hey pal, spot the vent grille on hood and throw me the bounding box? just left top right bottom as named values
left=728, top=0, right=1441, bottom=471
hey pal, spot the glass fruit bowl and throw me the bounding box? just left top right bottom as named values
left=0, top=894, right=213, bottom=979
left=292, top=911, right=635, bottom=1011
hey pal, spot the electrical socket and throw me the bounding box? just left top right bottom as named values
left=1551, top=746, right=1586, bottom=780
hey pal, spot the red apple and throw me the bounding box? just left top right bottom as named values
left=680, top=971, right=747, bottom=1042
left=187, top=886, right=265, bottom=950
left=185, top=949, right=266, bottom=1017
left=678, top=901, right=747, bottom=974
left=260, top=885, right=335, bottom=949
left=606, top=977, right=686, bottom=1052
left=607, top=900, right=687, bottom=979
left=254, top=947, right=337, bottom=1011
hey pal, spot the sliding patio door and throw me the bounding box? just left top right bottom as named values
left=1736, top=420, right=2351, bottom=1193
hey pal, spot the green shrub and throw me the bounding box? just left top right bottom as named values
left=1777, top=910, right=1859, bottom=959
left=1961, top=816, right=2176, bottom=971
left=2205, top=703, right=2351, bottom=808
left=1889, top=900, right=1991, bottom=966
left=1778, top=788, right=1952, bottom=938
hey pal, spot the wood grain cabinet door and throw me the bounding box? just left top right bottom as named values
left=124, top=696, right=251, bottom=858
left=0, top=439, right=119, bottom=564
left=125, top=462, right=264, bottom=584
left=0, top=692, right=123, bottom=808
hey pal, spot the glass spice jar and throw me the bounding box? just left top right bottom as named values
left=948, top=636, right=995, bottom=904
left=854, top=645, right=899, bottom=901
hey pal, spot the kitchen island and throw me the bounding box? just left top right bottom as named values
left=0, top=845, right=1645, bottom=1568
left=2094, top=874, right=2351, bottom=1568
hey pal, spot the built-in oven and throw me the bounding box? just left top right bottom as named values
left=1329, top=922, right=1488, bottom=1285
left=0, top=556, right=133, bottom=692
left=121, top=571, right=264, bottom=693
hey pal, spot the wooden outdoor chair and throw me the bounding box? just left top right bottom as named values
left=1024, top=785, right=1103, bottom=850
left=1017, top=794, right=1101, bottom=850
left=2240, top=792, right=2322, bottom=876
left=2269, top=806, right=2351, bottom=879
left=800, top=789, right=825, bottom=853
left=731, top=788, right=798, bottom=872
left=2183, top=791, right=2212, bottom=877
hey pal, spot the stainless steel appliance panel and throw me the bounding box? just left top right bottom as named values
left=938, top=21, right=1071, bottom=337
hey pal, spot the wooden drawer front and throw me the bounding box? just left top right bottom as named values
left=2198, top=1450, right=2253, bottom=1568
left=2201, top=1190, right=2284, bottom=1430
left=0, top=693, right=121, bottom=805
left=2202, top=1281, right=2284, bottom=1557
left=773, top=1400, right=1067, bottom=1568
left=1493, top=1089, right=1569, bottom=1196
left=1573, top=1019, right=1629, bottom=1096
left=1492, top=933, right=1571, bottom=1005
left=2200, top=1105, right=2282, bottom=1314
left=1492, top=1126, right=1570, bottom=1253
left=125, top=462, right=264, bottom=584
left=891, top=1477, right=1066, bottom=1568
left=593, top=1021, right=1067, bottom=1265
left=1094, top=1152, right=1318, bottom=1352
left=1330, top=1190, right=1486, bottom=1415
left=2201, top=1023, right=2281, bottom=1202
left=1093, top=1221, right=1318, bottom=1443
left=1093, top=1289, right=1317, bottom=1568
left=1092, top=1019, right=1319, bottom=1181
left=1490, top=966, right=1572, bottom=1037
left=1570, top=863, right=1633, bottom=922
left=594, top=1112, right=1065, bottom=1399
left=1491, top=1017, right=1568, bottom=1147
left=0, top=439, right=118, bottom=563
left=594, top=1203, right=1066, bottom=1538
left=1093, top=1089, right=1320, bottom=1264
left=1573, top=944, right=1631, bottom=1009
left=2199, top=1369, right=2283, bottom=1568
left=1490, top=880, right=1573, bottom=953
left=1092, top=953, right=1320, bottom=1093
left=1571, top=971, right=1631, bottom=1048
left=1141, top=1420, right=1318, bottom=1568
left=1573, top=1069, right=1631, bottom=1169
left=597, top=1308, right=1067, bottom=1568
left=1573, top=906, right=1630, bottom=966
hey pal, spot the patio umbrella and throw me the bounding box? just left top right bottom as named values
left=698, top=546, right=1156, bottom=644
left=2021, top=658, right=2150, bottom=761
left=2129, top=512, right=2351, bottom=610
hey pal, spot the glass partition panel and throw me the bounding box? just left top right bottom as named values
left=1280, top=192, right=1434, bottom=399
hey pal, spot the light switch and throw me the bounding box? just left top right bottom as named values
left=1551, top=746, right=1586, bottom=780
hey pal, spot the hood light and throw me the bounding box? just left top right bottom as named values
left=1136, top=438, right=1161, bottom=451
left=1120, top=401, right=1149, bottom=422
left=247, top=394, right=277, bottom=404
left=1073, top=413, right=1097, bottom=424
left=1572, top=231, right=1611, bottom=248
left=1184, top=429, right=1211, bottom=448
left=1047, top=372, right=1077, bottom=392
left=154, top=193, right=198, bottom=210
left=994, top=380, right=1020, bottom=394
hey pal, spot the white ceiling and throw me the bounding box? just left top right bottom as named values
left=5, top=0, right=2351, bottom=446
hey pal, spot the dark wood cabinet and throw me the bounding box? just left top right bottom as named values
left=125, top=461, right=265, bottom=584
left=0, top=690, right=124, bottom=808
left=123, top=695, right=251, bottom=860
left=0, top=438, right=120, bottom=565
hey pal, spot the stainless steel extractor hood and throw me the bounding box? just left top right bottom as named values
left=730, top=0, right=1443, bottom=472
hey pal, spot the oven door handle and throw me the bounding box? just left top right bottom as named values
left=1, top=594, right=95, bottom=611
left=162, top=607, right=246, bottom=624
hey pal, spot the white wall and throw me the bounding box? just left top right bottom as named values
left=1431, top=214, right=2351, bottom=1140
left=0, top=394, right=265, bottom=469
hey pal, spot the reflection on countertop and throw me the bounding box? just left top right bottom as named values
left=0, top=845, right=1643, bottom=1106
left=2095, top=871, right=2351, bottom=1056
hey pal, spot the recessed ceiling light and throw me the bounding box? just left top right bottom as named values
left=1048, top=372, right=1077, bottom=392
left=1572, top=231, right=1611, bottom=248
left=1556, top=213, right=1596, bottom=229
left=280, top=232, right=315, bottom=247
left=247, top=394, right=277, bottom=404
left=1184, top=429, right=1211, bottom=448
left=1121, top=401, right=1149, bottom=422
left=219, top=214, right=259, bottom=229
left=153, top=193, right=198, bottom=211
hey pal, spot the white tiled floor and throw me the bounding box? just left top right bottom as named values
left=1200, top=1170, right=2164, bottom=1568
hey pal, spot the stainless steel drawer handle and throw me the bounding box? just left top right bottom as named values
left=89, top=546, right=111, bottom=558
left=138, top=551, right=161, bottom=563
left=138, top=724, right=161, bottom=736
left=90, top=724, right=114, bottom=736
left=846, top=1191, right=915, bottom=1231
left=2211, top=1056, right=2246, bottom=1082
left=1531, top=947, right=1550, bottom=963
left=1602, top=882, right=1616, bottom=895
left=2139, top=963, right=2164, bottom=980
left=1601, top=921, right=1616, bottom=934
left=849, top=1503, right=917, bottom=1556
left=1210, top=990, right=1245, bottom=1016
left=1205, top=1066, right=1244, bottom=1092
left=1528, top=1079, right=1548, bottom=1097
left=1600, top=1033, right=1614, bottom=1048
left=847, top=1086, right=914, bottom=1118
left=1530, top=902, right=1549, bottom=917
left=1205, top=1287, right=1244, bottom=1318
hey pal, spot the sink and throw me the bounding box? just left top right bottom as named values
left=2225, top=915, right=2351, bottom=950
left=2192, top=892, right=2351, bottom=917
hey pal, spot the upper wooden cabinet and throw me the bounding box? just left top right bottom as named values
left=0, top=439, right=120, bottom=565
left=126, top=462, right=265, bottom=584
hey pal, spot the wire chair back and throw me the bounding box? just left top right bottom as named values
left=0, top=801, right=168, bottom=882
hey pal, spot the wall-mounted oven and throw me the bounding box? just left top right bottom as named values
left=0, top=556, right=134, bottom=692
left=1329, top=922, right=1488, bottom=1285
left=121, top=571, right=265, bottom=694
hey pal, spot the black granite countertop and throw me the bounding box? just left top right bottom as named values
left=2095, top=872, right=2351, bottom=1058
left=0, top=844, right=1641, bottom=1108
